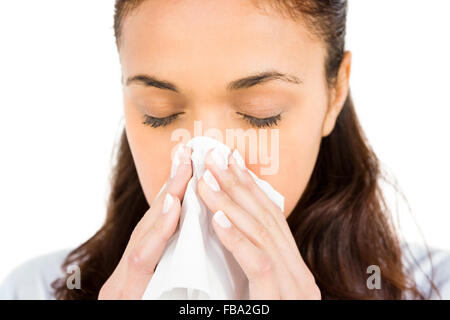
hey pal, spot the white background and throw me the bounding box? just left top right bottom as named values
left=0, top=0, right=449, bottom=281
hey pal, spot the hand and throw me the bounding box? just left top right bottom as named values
left=98, top=146, right=192, bottom=299
left=197, top=149, right=321, bottom=300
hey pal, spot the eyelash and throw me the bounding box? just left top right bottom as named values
left=142, top=112, right=282, bottom=128
left=236, top=112, right=281, bottom=128
left=142, top=113, right=184, bottom=128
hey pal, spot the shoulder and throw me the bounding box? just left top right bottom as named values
left=402, top=242, right=450, bottom=299
left=0, top=248, right=72, bottom=300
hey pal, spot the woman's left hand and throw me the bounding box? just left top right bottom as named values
left=197, top=148, right=321, bottom=300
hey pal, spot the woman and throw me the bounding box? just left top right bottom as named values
left=1, top=0, right=449, bottom=300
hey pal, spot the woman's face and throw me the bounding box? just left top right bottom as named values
left=120, top=0, right=350, bottom=217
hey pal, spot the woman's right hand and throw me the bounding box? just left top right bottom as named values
left=98, top=145, right=192, bottom=300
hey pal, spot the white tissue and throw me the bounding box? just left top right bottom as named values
left=142, top=136, right=284, bottom=300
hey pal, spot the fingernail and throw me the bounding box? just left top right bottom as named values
left=203, top=169, right=220, bottom=192
left=211, top=147, right=228, bottom=170
left=163, top=193, right=174, bottom=214
left=214, top=210, right=232, bottom=228
left=170, top=144, right=184, bottom=178
left=231, top=149, right=246, bottom=170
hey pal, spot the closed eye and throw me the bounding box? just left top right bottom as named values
left=142, top=112, right=184, bottom=128
left=237, top=112, right=282, bottom=128
left=142, top=111, right=282, bottom=128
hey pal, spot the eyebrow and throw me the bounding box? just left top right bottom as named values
left=125, top=70, right=303, bottom=93
left=126, top=74, right=179, bottom=92
left=227, top=70, right=303, bottom=90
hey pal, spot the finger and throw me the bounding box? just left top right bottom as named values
left=211, top=210, right=280, bottom=299
left=205, top=149, right=280, bottom=233
left=121, top=193, right=181, bottom=299
left=206, top=148, right=312, bottom=286
left=198, top=175, right=272, bottom=251
left=230, top=149, right=287, bottom=223
left=228, top=150, right=302, bottom=250
left=166, top=145, right=192, bottom=201
left=204, top=149, right=297, bottom=258
left=130, top=145, right=192, bottom=243
left=229, top=153, right=316, bottom=286
left=216, top=149, right=293, bottom=245
left=199, top=176, right=306, bottom=299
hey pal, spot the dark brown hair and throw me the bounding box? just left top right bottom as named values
left=52, top=0, right=436, bottom=299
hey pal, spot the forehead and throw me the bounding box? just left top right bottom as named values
left=119, top=0, right=324, bottom=86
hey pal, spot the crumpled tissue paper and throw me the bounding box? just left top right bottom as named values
left=142, top=136, right=284, bottom=300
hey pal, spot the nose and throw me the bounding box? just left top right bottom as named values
left=190, top=105, right=236, bottom=145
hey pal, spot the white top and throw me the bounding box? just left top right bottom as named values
left=1, top=243, right=449, bottom=300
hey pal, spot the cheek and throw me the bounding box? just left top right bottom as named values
left=278, top=140, right=320, bottom=216
left=245, top=105, right=326, bottom=217
left=124, top=103, right=177, bottom=205
left=253, top=134, right=322, bottom=217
